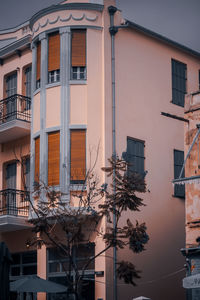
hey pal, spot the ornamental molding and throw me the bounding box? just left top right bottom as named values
left=33, top=13, right=98, bottom=34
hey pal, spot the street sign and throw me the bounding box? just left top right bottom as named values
left=183, top=273, right=200, bottom=289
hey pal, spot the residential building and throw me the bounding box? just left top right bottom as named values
left=178, top=91, right=200, bottom=300
left=0, top=0, right=200, bottom=299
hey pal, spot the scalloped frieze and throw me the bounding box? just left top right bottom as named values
left=33, top=13, right=98, bottom=34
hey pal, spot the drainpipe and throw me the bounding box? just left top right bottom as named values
left=108, top=5, right=118, bottom=300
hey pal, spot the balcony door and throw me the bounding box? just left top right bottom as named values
left=5, top=72, right=17, bottom=121
left=6, top=162, right=17, bottom=215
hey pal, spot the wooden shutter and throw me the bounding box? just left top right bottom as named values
left=35, top=137, right=40, bottom=182
left=71, top=30, right=86, bottom=67
left=36, top=42, right=41, bottom=81
left=70, top=130, right=86, bottom=182
left=48, top=32, right=60, bottom=72
left=48, top=131, right=60, bottom=186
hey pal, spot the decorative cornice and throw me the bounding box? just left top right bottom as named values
left=32, top=13, right=98, bottom=34
left=30, top=3, right=104, bottom=30
left=0, top=35, right=31, bottom=59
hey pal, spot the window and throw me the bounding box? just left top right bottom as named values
left=70, top=129, right=86, bottom=183
left=48, top=131, right=60, bottom=186
left=126, top=137, right=145, bottom=176
left=34, top=137, right=40, bottom=183
left=47, top=244, right=94, bottom=300
left=174, top=149, right=185, bottom=198
left=22, top=65, right=32, bottom=111
left=48, top=32, right=60, bottom=83
left=22, top=156, right=30, bottom=191
left=171, top=59, right=187, bottom=107
left=10, top=251, right=37, bottom=277
left=71, top=30, right=86, bottom=80
left=5, top=72, right=17, bottom=97
left=36, top=41, right=41, bottom=89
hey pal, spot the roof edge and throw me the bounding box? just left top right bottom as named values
left=30, top=3, right=104, bottom=29
left=126, top=20, right=200, bottom=59
left=0, top=35, right=31, bottom=59
left=0, top=21, right=30, bottom=35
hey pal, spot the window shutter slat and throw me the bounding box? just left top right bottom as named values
left=35, top=137, right=40, bottom=183
left=71, top=30, right=86, bottom=67
left=36, top=42, right=41, bottom=81
left=70, top=130, right=86, bottom=182
left=48, top=131, right=60, bottom=186
left=48, top=32, right=60, bottom=72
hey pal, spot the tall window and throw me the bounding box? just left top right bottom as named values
left=174, top=149, right=185, bottom=198
left=22, top=156, right=30, bottom=191
left=70, top=129, right=86, bottom=183
left=34, top=137, right=40, bottom=183
left=5, top=72, right=17, bottom=97
left=171, top=59, right=187, bottom=107
left=36, top=41, right=41, bottom=89
left=48, top=131, right=60, bottom=186
left=22, top=65, right=32, bottom=111
left=71, top=30, right=86, bottom=80
left=126, top=137, right=145, bottom=176
left=48, top=32, right=60, bottom=83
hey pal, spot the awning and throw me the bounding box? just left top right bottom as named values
left=183, top=273, right=200, bottom=289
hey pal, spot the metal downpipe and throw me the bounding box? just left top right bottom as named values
left=108, top=6, right=118, bottom=300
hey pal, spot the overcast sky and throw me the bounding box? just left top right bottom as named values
left=0, top=0, right=199, bottom=52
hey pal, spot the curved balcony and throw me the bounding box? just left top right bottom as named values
left=0, top=189, right=31, bottom=232
left=0, top=94, right=31, bottom=143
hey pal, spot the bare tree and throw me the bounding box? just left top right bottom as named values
left=25, top=156, right=149, bottom=300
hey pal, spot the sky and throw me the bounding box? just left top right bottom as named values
left=0, top=0, right=200, bottom=52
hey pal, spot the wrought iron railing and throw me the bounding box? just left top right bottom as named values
left=0, top=189, right=30, bottom=216
left=0, top=94, right=31, bottom=124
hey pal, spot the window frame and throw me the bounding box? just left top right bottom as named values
left=171, top=58, right=187, bottom=107
left=126, top=136, right=145, bottom=177
left=173, top=149, right=185, bottom=198
left=70, top=29, right=87, bottom=81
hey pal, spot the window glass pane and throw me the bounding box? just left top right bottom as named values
left=49, top=262, right=61, bottom=273
left=12, top=253, right=20, bottom=264
left=11, top=266, right=20, bottom=276
left=23, top=265, right=37, bottom=275
left=22, top=251, right=37, bottom=264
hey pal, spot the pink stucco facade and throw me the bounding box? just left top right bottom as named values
left=0, top=0, right=200, bottom=299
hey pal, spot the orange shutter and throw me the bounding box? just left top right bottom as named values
left=36, top=42, right=41, bottom=81
left=48, top=131, right=60, bottom=186
left=71, top=30, right=86, bottom=67
left=70, top=130, right=86, bottom=182
left=35, top=137, right=40, bottom=183
left=48, top=32, right=60, bottom=72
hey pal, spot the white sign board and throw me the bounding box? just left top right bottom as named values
left=183, top=273, right=200, bottom=289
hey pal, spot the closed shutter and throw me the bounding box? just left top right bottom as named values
left=70, top=130, right=86, bottom=182
left=48, top=131, right=60, bottom=186
left=174, top=150, right=185, bottom=198
left=48, top=32, right=60, bottom=72
left=36, top=42, right=41, bottom=81
left=35, top=137, right=40, bottom=183
left=71, top=30, right=86, bottom=67
left=127, top=137, right=145, bottom=176
left=172, top=59, right=187, bottom=107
